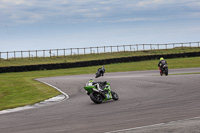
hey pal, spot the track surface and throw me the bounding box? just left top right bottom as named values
left=0, top=68, right=200, bottom=133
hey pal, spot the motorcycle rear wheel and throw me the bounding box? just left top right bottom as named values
left=90, top=92, right=103, bottom=104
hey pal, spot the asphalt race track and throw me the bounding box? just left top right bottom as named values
left=0, top=68, right=200, bottom=133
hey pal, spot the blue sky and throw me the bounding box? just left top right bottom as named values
left=0, top=0, right=200, bottom=51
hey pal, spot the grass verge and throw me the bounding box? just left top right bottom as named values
left=0, top=56, right=200, bottom=111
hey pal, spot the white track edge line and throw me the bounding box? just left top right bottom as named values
left=36, top=79, right=69, bottom=100
left=105, top=116, right=200, bottom=133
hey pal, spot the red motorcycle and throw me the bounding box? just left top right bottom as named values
left=159, top=64, right=168, bottom=76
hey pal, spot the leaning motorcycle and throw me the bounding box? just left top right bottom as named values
left=95, top=66, right=105, bottom=78
left=159, top=64, right=168, bottom=76
left=84, top=80, right=119, bottom=104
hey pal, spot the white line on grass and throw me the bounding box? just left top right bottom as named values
left=0, top=80, right=69, bottom=115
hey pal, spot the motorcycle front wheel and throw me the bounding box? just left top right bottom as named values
left=90, top=92, right=103, bottom=104
left=160, top=72, right=163, bottom=76
left=95, top=73, right=100, bottom=78
left=165, top=69, right=168, bottom=76
left=111, top=91, right=119, bottom=100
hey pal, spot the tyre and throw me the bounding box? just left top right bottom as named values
left=165, top=69, right=168, bottom=76
left=90, top=92, right=103, bottom=104
left=95, top=73, right=100, bottom=78
left=101, top=73, right=104, bottom=76
left=111, top=91, right=119, bottom=100
left=160, top=72, right=163, bottom=76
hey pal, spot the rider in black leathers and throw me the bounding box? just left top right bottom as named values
left=95, top=66, right=105, bottom=78
left=158, top=57, right=167, bottom=71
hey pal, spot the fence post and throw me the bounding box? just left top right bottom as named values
left=29, top=51, right=30, bottom=59
left=117, top=46, right=119, bottom=52
left=36, top=50, right=38, bottom=58
left=14, top=51, right=16, bottom=59
left=43, top=50, right=45, bottom=58
left=49, top=50, right=51, bottom=58
left=130, top=45, right=132, bottom=51
left=21, top=51, right=23, bottom=59
left=165, top=44, right=167, bottom=49
left=63, top=49, right=65, bottom=57
left=158, top=44, right=159, bottom=50
left=77, top=48, right=79, bottom=55
left=7, top=52, right=8, bottom=60
left=70, top=48, right=72, bottom=56
left=84, top=48, right=86, bottom=55
left=143, top=44, right=144, bottom=50
left=104, top=46, right=106, bottom=53
left=90, top=47, right=92, bottom=54
left=111, top=46, right=112, bottom=53
left=97, top=47, right=99, bottom=54
left=123, top=45, right=125, bottom=52
left=150, top=44, right=152, bottom=50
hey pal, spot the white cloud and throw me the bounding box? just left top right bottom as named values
left=113, top=18, right=146, bottom=22
left=10, top=12, right=44, bottom=24
left=1, top=0, right=33, bottom=5
left=0, top=0, right=200, bottom=25
left=137, top=0, right=166, bottom=7
left=187, top=1, right=200, bottom=8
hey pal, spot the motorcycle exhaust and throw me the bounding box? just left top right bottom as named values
left=92, top=88, right=100, bottom=92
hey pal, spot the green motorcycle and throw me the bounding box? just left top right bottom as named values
left=84, top=79, right=119, bottom=104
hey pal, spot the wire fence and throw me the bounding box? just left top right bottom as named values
left=0, top=42, right=200, bottom=60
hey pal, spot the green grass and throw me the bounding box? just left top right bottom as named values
left=0, top=75, right=61, bottom=110
left=0, top=56, right=200, bottom=111
left=1, top=47, right=200, bottom=67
